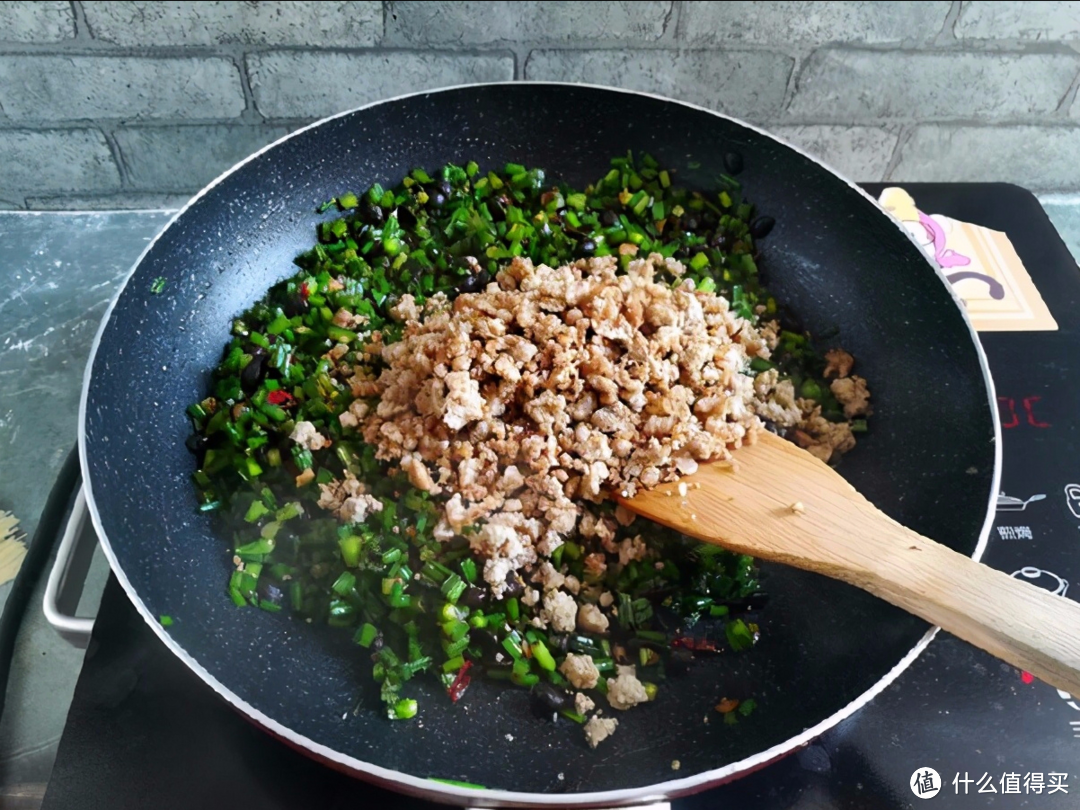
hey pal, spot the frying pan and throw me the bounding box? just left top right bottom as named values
left=79, top=83, right=999, bottom=807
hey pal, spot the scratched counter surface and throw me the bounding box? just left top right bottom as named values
left=0, top=211, right=172, bottom=786
left=5, top=188, right=1080, bottom=805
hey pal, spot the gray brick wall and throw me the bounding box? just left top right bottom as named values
left=246, top=51, right=514, bottom=118
left=3, top=1, right=1080, bottom=209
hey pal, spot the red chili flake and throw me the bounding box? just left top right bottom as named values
left=299, top=282, right=311, bottom=300
left=671, top=636, right=718, bottom=652
left=267, top=389, right=295, bottom=406
left=447, top=660, right=473, bottom=703
left=715, top=698, right=740, bottom=714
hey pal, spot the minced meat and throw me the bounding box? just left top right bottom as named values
left=335, top=252, right=866, bottom=612
left=577, top=603, right=610, bottom=634
left=606, top=667, right=650, bottom=711
left=575, top=692, right=596, bottom=714
left=354, top=254, right=776, bottom=594
left=559, top=652, right=601, bottom=689
left=584, top=716, right=618, bottom=749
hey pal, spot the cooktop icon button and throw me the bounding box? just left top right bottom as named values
left=1009, top=566, right=1069, bottom=597
left=1065, top=484, right=1080, bottom=519
left=996, top=491, right=1046, bottom=512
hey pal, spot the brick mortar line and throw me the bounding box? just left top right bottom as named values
left=0, top=120, right=314, bottom=131
left=385, top=41, right=1074, bottom=54
left=98, top=127, right=131, bottom=189
left=377, top=0, right=388, bottom=43
left=771, top=119, right=1080, bottom=128
left=660, top=0, right=678, bottom=41
left=778, top=47, right=814, bottom=115
left=5, top=116, right=1080, bottom=130
left=70, top=0, right=94, bottom=43
left=1055, top=66, right=1080, bottom=116
left=21, top=192, right=190, bottom=199
left=744, top=40, right=1080, bottom=56
left=7, top=115, right=1080, bottom=126
left=18, top=191, right=192, bottom=202
left=225, top=46, right=261, bottom=123
left=0, top=114, right=1072, bottom=126
left=348, top=41, right=1080, bottom=55
left=936, top=0, right=963, bottom=45
left=6, top=196, right=189, bottom=210
left=0, top=44, right=516, bottom=57
left=0, top=117, right=248, bottom=128
left=881, top=125, right=915, bottom=181
left=5, top=37, right=1080, bottom=56
left=500, top=46, right=522, bottom=80
left=380, top=0, right=404, bottom=46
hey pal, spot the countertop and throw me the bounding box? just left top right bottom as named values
left=2, top=196, right=1080, bottom=790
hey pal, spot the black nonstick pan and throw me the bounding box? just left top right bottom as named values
left=79, top=83, right=999, bottom=807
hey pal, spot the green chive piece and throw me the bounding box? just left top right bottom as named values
left=355, top=622, right=378, bottom=648
left=531, top=639, right=556, bottom=672
left=459, top=557, right=477, bottom=584
left=442, top=655, right=466, bottom=673
left=391, top=698, right=418, bottom=720
left=244, top=500, right=270, bottom=523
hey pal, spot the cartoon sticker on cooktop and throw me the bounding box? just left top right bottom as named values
left=878, top=188, right=1058, bottom=332
left=996, top=491, right=1046, bottom=512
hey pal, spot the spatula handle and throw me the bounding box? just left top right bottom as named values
left=621, top=431, right=1080, bottom=695
left=859, top=530, right=1080, bottom=697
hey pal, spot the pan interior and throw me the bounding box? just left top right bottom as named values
left=82, top=84, right=995, bottom=796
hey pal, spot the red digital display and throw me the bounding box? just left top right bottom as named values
left=998, top=396, right=1050, bottom=429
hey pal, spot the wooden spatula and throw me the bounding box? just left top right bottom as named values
left=619, top=431, right=1080, bottom=697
